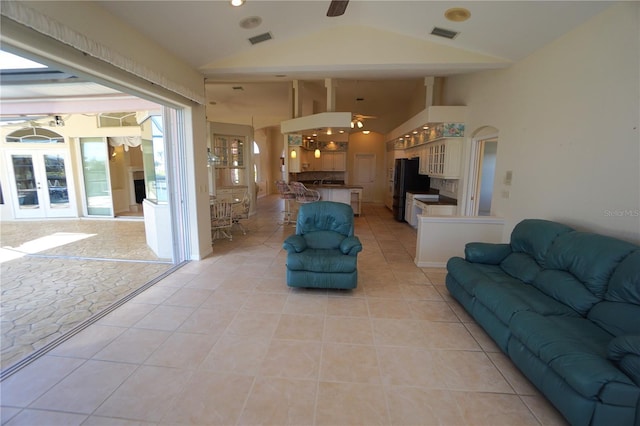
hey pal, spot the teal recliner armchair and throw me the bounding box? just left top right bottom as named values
left=283, top=201, right=362, bottom=289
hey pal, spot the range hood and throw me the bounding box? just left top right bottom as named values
left=280, top=111, right=352, bottom=135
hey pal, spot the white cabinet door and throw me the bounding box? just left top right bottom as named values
left=425, top=139, right=462, bottom=179
left=426, top=204, right=457, bottom=216
left=321, top=152, right=346, bottom=171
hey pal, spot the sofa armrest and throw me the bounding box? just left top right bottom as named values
left=340, top=236, right=363, bottom=256
left=608, top=335, right=640, bottom=386
left=283, top=235, right=307, bottom=253
left=465, top=243, right=512, bottom=264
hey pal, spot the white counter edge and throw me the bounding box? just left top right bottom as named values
left=418, top=215, right=505, bottom=224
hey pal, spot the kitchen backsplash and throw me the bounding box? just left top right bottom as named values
left=431, top=178, right=458, bottom=199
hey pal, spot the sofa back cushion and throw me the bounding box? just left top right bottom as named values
left=509, top=219, right=574, bottom=267
left=545, top=232, right=638, bottom=299
left=500, top=252, right=542, bottom=284
left=588, top=250, right=640, bottom=336
left=533, top=270, right=601, bottom=316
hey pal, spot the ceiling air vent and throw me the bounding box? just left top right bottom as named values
left=248, top=32, right=273, bottom=45
left=430, top=27, right=459, bottom=40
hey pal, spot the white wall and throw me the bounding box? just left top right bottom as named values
left=444, top=3, right=640, bottom=243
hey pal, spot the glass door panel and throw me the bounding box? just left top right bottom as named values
left=80, top=139, right=113, bottom=216
left=11, top=154, right=39, bottom=209
left=44, top=154, right=69, bottom=209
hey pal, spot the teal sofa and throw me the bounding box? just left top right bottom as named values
left=446, top=219, right=640, bottom=426
left=283, top=201, right=362, bottom=289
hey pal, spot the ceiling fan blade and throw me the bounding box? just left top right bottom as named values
left=327, top=0, right=349, bottom=17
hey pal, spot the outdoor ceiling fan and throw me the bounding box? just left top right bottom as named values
left=327, top=0, right=349, bottom=17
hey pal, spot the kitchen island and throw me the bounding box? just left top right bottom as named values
left=305, top=183, right=363, bottom=215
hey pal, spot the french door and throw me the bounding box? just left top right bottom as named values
left=7, top=150, right=76, bottom=218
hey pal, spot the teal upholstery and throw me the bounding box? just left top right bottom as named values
left=283, top=201, right=362, bottom=289
left=446, top=219, right=640, bottom=426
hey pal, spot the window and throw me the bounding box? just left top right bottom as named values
left=141, top=115, right=167, bottom=203
left=6, top=127, right=64, bottom=143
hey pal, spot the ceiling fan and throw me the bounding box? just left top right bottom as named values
left=327, top=0, right=349, bottom=17
left=351, top=113, right=377, bottom=129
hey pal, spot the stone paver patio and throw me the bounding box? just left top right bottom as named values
left=0, top=219, right=173, bottom=372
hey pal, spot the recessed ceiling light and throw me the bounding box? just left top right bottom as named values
left=362, top=130, right=370, bottom=135
left=230, top=0, right=245, bottom=7
left=239, top=16, right=262, bottom=29
left=445, top=7, right=471, bottom=22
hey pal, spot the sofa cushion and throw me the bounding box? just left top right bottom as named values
left=465, top=242, right=512, bottom=264
left=475, top=282, right=579, bottom=326
left=509, top=219, right=574, bottom=267
left=500, top=252, right=542, bottom=284
left=605, top=250, right=640, bottom=304
left=607, top=335, right=640, bottom=386
left=303, top=230, right=346, bottom=249
left=546, top=232, right=638, bottom=299
left=588, top=301, right=640, bottom=336
left=533, top=270, right=601, bottom=316
left=510, top=312, right=634, bottom=398
left=286, top=248, right=357, bottom=273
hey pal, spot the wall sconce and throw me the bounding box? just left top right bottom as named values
left=314, top=148, right=321, bottom=158
left=290, top=149, right=297, bottom=159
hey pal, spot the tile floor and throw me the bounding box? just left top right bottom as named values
left=0, top=196, right=568, bottom=425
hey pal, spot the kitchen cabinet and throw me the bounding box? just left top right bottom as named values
left=426, top=139, right=462, bottom=179
left=302, top=149, right=321, bottom=171
left=418, top=145, right=429, bottom=175
left=321, top=151, right=346, bottom=171
left=350, top=189, right=362, bottom=215
left=316, top=186, right=361, bottom=215
left=425, top=204, right=457, bottom=216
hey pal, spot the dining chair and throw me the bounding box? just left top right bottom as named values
left=232, top=191, right=250, bottom=235
left=211, top=200, right=233, bottom=242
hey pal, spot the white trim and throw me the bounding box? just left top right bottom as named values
left=0, top=1, right=205, bottom=104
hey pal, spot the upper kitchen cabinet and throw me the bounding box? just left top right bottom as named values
left=426, top=138, right=462, bottom=179
left=321, top=151, right=346, bottom=171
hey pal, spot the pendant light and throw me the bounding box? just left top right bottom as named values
left=314, top=148, right=321, bottom=158
left=290, top=149, right=297, bottom=159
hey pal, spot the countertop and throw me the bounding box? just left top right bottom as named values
left=306, top=184, right=364, bottom=189
left=411, top=192, right=458, bottom=206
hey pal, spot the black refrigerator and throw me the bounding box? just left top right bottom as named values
left=392, top=158, right=430, bottom=221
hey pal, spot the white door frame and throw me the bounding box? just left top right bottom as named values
left=464, top=132, right=498, bottom=216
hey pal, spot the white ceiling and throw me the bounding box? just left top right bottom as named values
left=2, top=1, right=612, bottom=134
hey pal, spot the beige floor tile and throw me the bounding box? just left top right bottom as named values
left=161, top=371, right=254, bottom=425
left=94, top=365, right=192, bottom=422
left=177, top=306, right=236, bottom=335
left=200, top=334, right=270, bottom=375
left=407, top=300, right=459, bottom=322
left=0, top=355, right=85, bottom=407
left=162, top=288, right=214, bottom=308
left=487, top=351, right=539, bottom=395
left=315, top=381, right=389, bottom=426
left=377, top=346, right=447, bottom=388
left=323, top=316, right=374, bottom=345
left=259, top=340, right=322, bottom=379
left=130, top=286, right=178, bottom=305
left=320, top=343, right=381, bottom=384
left=93, top=328, right=170, bottom=363
left=82, top=417, right=157, bottom=426
left=238, top=377, right=316, bottom=426
left=521, top=395, right=569, bottom=426
left=283, top=292, right=328, bottom=316
left=453, top=391, right=540, bottom=426
left=464, top=322, right=502, bottom=353
left=31, top=360, right=137, bottom=414
left=225, top=310, right=281, bottom=338
left=200, top=289, right=249, bottom=310
left=399, top=283, right=444, bottom=300
left=96, top=302, right=157, bottom=328
left=273, top=314, right=324, bottom=341
left=436, top=350, right=514, bottom=393
left=144, top=331, right=217, bottom=369
left=242, top=292, right=288, bottom=313
left=45, top=324, right=124, bottom=359
left=367, top=298, right=413, bottom=319
left=133, top=305, right=195, bottom=331
left=421, top=321, right=482, bottom=350
left=3, top=409, right=87, bottom=426
left=326, top=296, right=369, bottom=317
left=386, top=386, right=467, bottom=426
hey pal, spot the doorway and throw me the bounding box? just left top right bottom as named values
left=6, top=150, right=76, bottom=219
left=467, top=132, right=498, bottom=216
